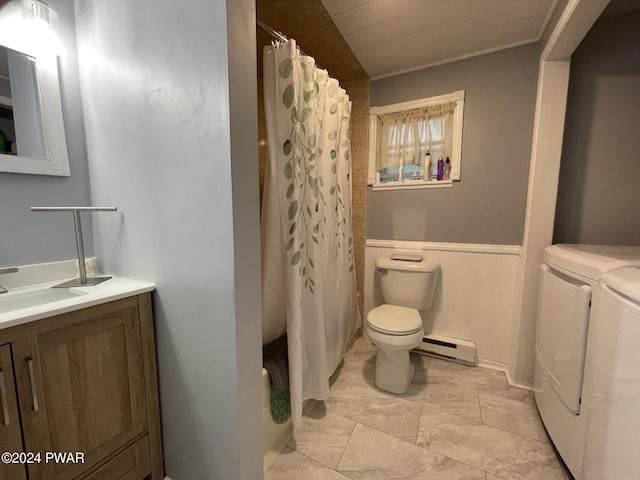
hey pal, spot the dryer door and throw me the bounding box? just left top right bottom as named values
left=536, top=264, right=592, bottom=414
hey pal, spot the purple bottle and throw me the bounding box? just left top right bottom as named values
left=437, top=157, right=444, bottom=180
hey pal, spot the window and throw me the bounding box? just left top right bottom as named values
left=368, top=90, right=465, bottom=190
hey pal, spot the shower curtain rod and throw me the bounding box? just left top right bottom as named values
left=257, top=19, right=288, bottom=43
left=256, top=19, right=324, bottom=70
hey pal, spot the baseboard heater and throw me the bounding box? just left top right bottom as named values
left=413, top=334, right=476, bottom=365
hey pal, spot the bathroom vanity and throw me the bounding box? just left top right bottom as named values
left=0, top=279, right=163, bottom=480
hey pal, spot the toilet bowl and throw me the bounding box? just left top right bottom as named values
left=367, top=304, right=423, bottom=394
left=367, top=255, right=439, bottom=394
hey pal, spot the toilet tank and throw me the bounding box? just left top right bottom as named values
left=376, top=256, right=440, bottom=310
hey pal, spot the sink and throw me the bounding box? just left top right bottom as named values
left=0, top=275, right=154, bottom=331
left=0, top=288, right=87, bottom=315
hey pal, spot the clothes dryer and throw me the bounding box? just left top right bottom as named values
left=581, top=267, right=640, bottom=479
left=534, top=244, right=640, bottom=478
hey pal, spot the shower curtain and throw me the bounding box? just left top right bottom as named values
left=261, top=39, right=360, bottom=427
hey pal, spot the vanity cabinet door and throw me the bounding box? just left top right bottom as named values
left=0, top=344, right=27, bottom=480
left=12, top=305, right=148, bottom=480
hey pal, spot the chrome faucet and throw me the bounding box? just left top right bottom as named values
left=0, top=267, right=18, bottom=294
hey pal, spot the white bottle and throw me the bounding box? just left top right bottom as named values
left=423, top=152, right=431, bottom=182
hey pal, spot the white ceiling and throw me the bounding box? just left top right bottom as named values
left=320, top=0, right=559, bottom=79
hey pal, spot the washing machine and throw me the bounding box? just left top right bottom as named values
left=580, top=267, right=640, bottom=479
left=534, top=244, right=640, bottom=478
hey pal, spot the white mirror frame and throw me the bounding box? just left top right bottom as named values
left=0, top=51, right=70, bottom=176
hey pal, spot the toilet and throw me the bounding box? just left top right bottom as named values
left=366, top=255, right=440, bottom=394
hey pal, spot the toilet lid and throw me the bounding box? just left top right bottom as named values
left=367, top=304, right=423, bottom=335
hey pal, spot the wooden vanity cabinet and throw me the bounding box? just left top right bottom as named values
left=0, top=293, right=163, bottom=480
left=0, top=345, right=27, bottom=480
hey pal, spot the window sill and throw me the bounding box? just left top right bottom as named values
left=371, top=180, right=453, bottom=191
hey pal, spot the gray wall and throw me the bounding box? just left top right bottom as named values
left=226, top=0, right=264, bottom=475
left=368, top=43, right=540, bottom=245
left=553, top=11, right=640, bottom=245
left=74, top=0, right=262, bottom=478
left=0, top=0, right=93, bottom=268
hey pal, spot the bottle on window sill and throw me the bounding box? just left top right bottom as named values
left=444, top=157, right=451, bottom=180
left=430, top=154, right=438, bottom=181
left=437, top=157, right=444, bottom=181
left=423, top=152, right=431, bottom=182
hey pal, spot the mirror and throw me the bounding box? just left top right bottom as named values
left=0, top=46, right=48, bottom=159
left=0, top=0, right=70, bottom=176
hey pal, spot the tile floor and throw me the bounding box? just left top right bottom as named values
left=266, top=339, right=570, bottom=480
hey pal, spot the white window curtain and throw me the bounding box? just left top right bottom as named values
left=375, top=102, right=457, bottom=171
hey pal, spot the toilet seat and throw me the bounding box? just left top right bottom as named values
left=367, top=304, right=422, bottom=336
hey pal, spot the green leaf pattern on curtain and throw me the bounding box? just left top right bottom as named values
left=262, top=39, right=361, bottom=428
left=278, top=54, right=355, bottom=293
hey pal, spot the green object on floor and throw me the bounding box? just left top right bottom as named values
left=270, top=387, right=291, bottom=424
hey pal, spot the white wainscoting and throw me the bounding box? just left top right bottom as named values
left=365, top=240, right=522, bottom=365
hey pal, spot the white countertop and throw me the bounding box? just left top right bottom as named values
left=0, top=276, right=155, bottom=331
